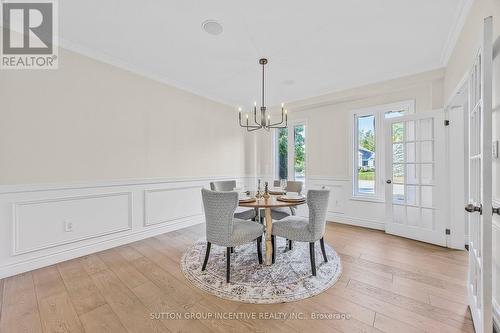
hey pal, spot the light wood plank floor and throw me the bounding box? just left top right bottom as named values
left=0, top=223, right=474, bottom=333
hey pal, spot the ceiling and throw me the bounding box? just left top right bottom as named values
left=59, top=0, right=468, bottom=108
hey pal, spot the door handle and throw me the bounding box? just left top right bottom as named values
left=386, top=179, right=392, bottom=184
left=465, top=203, right=482, bottom=214
left=493, top=207, right=500, bottom=216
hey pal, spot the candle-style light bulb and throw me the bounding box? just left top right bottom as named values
left=281, top=102, right=284, bottom=108
left=254, top=101, right=257, bottom=107
left=238, top=107, right=242, bottom=112
left=246, top=114, right=249, bottom=119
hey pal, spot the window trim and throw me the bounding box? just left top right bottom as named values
left=349, top=100, right=415, bottom=202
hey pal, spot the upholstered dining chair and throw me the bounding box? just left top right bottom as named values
left=201, top=189, right=264, bottom=283
left=271, top=189, right=330, bottom=276
left=210, top=180, right=256, bottom=221
left=270, top=180, right=304, bottom=221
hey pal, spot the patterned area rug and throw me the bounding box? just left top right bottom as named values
left=181, top=237, right=342, bottom=303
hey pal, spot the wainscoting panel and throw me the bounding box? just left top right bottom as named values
left=0, top=176, right=251, bottom=278
left=13, top=192, right=132, bottom=255
left=144, top=186, right=203, bottom=226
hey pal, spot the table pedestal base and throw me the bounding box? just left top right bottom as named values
left=264, top=207, right=273, bottom=265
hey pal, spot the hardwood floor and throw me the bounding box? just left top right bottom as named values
left=0, top=223, right=474, bottom=333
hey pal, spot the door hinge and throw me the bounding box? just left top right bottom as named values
left=445, top=228, right=451, bottom=235
left=444, top=120, right=450, bottom=126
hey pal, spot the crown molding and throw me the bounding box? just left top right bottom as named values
left=440, top=0, right=475, bottom=66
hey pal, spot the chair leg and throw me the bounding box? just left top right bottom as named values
left=320, top=237, right=328, bottom=263
left=309, top=242, right=317, bottom=276
left=288, top=239, right=292, bottom=251
left=201, top=242, right=211, bottom=271
left=257, top=236, right=263, bottom=264
left=271, top=235, right=276, bottom=264
left=231, top=247, right=234, bottom=254
left=226, top=247, right=231, bottom=283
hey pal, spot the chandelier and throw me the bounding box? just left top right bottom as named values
left=238, top=58, right=287, bottom=132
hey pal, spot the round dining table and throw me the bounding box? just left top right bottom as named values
left=239, top=195, right=306, bottom=265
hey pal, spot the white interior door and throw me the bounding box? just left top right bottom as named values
left=465, top=17, right=493, bottom=333
left=384, top=110, right=447, bottom=246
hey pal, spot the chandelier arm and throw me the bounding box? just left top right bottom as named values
left=247, top=126, right=263, bottom=132
left=268, top=118, right=288, bottom=129
left=253, top=107, right=260, bottom=126
left=268, top=110, right=285, bottom=127
left=239, top=115, right=262, bottom=129
left=240, top=123, right=261, bottom=129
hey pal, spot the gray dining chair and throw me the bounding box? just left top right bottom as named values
left=271, top=189, right=330, bottom=276
left=201, top=189, right=264, bottom=283
left=270, top=180, right=304, bottom=221
left=210, top=180, right=257, bottom=221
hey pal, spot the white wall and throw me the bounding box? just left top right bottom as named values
left=253, top=69, right=445, bottom=230
left=0, top=45, right=251, bottom=278
left=0, top=46, right=247, bottom=184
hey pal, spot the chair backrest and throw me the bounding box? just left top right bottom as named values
left=201, top=188, right=237, bottom=245
left=286, top=181, right=303, bottom=194
left=307, top=189, right=330, bottom=240
left=273, top=180, right=304, bottom=194
left=210, top=180, right=237, bottom=192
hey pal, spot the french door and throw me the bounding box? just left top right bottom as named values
left=465, top=17, right=493, bottom=333
left=384, top=110, right=447, bottom=246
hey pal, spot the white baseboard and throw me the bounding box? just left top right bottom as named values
left=0, top=215, right=203, bottom=279
left=326, top=212, right=385, bottom=230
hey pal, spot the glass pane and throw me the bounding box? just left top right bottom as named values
left=421, top=164, right=434, bottom=185
left=393, top=184, right=405, bottom=204
left=277, top=128, right=288, bottom=180
left=385, top=110, right=405, bottom=119
left=406, top=142, right=416, bottom=163
left=357, top=115, right=375, bottom=194
left=393, top=164, right=404, bottom=184
left=392, top=122, right=404, bottom=143
left=419, top=141, right=434, bottom=163
left=407, top=207, right=420, bottom=226
left=406, top=185, right=420, bottom=206
left=421, top=186, right=433, bottom=208
left=406, top=164, right=419, bottom=184
left=406, top=121, right=415, bottom=141
left=393, top=143, right=404, bottom=163
left=419, top=118, right=433, bottom=140
left=294, top=125, right=306, bottom=182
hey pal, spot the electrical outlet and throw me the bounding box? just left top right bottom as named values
left=64, top=220, right=75, bottom=232
left=493, top=140, right=499, bottom=159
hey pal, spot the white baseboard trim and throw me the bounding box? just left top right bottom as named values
left=0, top=215, right=204, bottom=279
left=326, top=212, right=385, bottom=231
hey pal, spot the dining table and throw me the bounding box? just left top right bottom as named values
left=239, top=194, right=306, bottom=265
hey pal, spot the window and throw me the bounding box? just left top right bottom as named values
left=351, top=100, right=415, bottom=200
left=294, top=124, right=306, bottom=182
left=277, top=128, right=288, bottom=180
left=274, top=121, right=307, bottom=183
left=356, top=115, right=376, bottom=194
